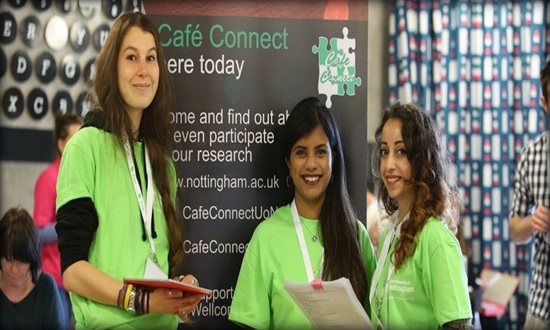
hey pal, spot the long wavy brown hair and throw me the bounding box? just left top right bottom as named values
left=371, top=102, right=459, bottom=270
left=88, top=12, right=183, bottom=276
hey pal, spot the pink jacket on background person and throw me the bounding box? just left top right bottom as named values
left=33, top=156, right=63, bottom=289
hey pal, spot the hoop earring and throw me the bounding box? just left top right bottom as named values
left=286, top=175, right=294, bottom=188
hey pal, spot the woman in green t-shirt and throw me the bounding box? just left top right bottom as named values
left=55, top=12, right=204, bottom=329
left=369, top=102, right=472, bottom=329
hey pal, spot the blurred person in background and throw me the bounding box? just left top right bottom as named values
left=0, top=206, right=68, bottom=330
left=509, top=60, right=550, bottom=330
left=33, top=111, right=83, bottom=324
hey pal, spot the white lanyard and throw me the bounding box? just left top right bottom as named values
left=124, top=140, right=157, bottom=262
left=291, top=200, right=324, bottom=282
left=369, top=211, right=408, bottom=329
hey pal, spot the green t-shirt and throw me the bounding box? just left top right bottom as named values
left=56, top=127, right=178, bottom=329
left=229, top=204, right=377, bottom=330
left=370, top=217, right=472, bottom=330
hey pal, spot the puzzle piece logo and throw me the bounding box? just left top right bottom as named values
left=312, top=27, right=362, bottom=108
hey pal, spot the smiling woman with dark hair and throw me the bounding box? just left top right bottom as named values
left=0, top=207, right=68, bottom=330
left=229, top=96, right=376, bottom=329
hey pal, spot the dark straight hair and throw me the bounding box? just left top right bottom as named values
left=0, top=207, right=41, bottom=283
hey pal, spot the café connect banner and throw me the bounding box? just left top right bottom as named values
left=150, top=8, right=368, bottom=329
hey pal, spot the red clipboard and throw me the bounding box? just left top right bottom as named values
left=124, top=278, right=212, bottom=296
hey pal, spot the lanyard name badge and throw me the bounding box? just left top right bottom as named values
left=368, top=212, right=408, bottom=330
left=291, top=199, right=324, bottom=283
left=124, top=140, right=159, bottom=270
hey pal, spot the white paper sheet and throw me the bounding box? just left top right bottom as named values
left=284, top=277, right=374, bottom=329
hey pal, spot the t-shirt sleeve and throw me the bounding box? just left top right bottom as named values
left=56, top=134, right=95, bottom=210
left=421, top=224, right=472, bottom=325
left=229, top=231, right=271, bottom=330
